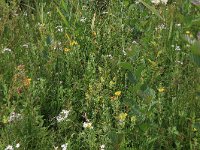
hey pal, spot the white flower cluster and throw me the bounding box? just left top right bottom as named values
left=61, top=143, right=68, bottom=150
left=54, top=143, right=68, bottom=150
left=151, top=0, right=168, bottom=5
left=8, top=112, right=22, bottom=123
left=100, top=144, right=105, bottom=150
left=80, top=17, right=87, bottom=23
left=2, top=48, right=12, bottom=53
left=83, top=122, right=93, bottom=129
left=5, top=143, right=20, bottom=150
left=56, top=109, right=70, bottom=122
left=55, top=25, right=63, bottom=32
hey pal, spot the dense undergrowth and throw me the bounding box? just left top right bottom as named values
left=0, top=0, right=200, bottom=149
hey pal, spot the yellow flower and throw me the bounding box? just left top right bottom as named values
left=115, top=91, right=121, bottom=96
left=24, top=78, right=31, bottom=87
left=186, top=31, right=190, bottom=34
left=92, top=31, right=96, bottom=37
left=131, top=116, right=137, bottom=123
left=117, top=113, right=127, bottom=122
left=193, top=128, right=197, bottom=132
left=70, top=41, right=78, bottom=46
left=2, top=116, right=8, bottom=124
left=64, top=48, right=70, bottom=52
left=158, top=87, right=165, bottom=93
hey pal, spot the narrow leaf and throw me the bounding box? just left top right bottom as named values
left=139, top=0, right=164, bottom=21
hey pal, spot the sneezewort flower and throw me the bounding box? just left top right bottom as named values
left=151, top=0, right=168, bottom=5
left=8, top=112, right=22, bottom=123
left=83, top=122, right=93, bottom=129
left=100, top=144, right=105, bottom=150
left=5, top=145, right=14, bottom=150
left=61, top=143, right=68, bottom=150
left=2, top=48, right=12, bottom=53
left=56, top=109, right=70, bottom=122
left=15, top=143, right=20, bottom=148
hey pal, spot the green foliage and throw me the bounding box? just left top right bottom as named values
left=0, top=0, right=200, bottom=149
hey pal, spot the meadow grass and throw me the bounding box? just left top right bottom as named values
left=0, top=0, right=200, bottom=149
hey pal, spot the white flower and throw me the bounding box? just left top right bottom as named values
left=151, top=0, right=160, bottom=5
left=61, top=143, right=68, bottom=150
left=105, top=54, right=113, bottom=59
left=161, top=0, right=168, bottom=4
left=83, top=122, right=93, bottom=129
left=100, top=144, right=105, bottom=150
left=22, top=44, right=29, bottom=48
left=15, top=143, right=20, bottom=148
left=55, top=26, right=63, bottom=32
left=80, top=17, right=86, bottom=23
left=132, top=40, right=138, bottom=44
left=151, top=0, right=168, bottom=5
left=2, top=48, right=11, bottom=53
left=155, top=24, right=166, bottom=31
left=23, top=12, right=27, bottom=16
left=175, top=45, right=181, bottom=51
left=122, top=49, right=127, bottom=56
left=56, top=109, right=70, bottom=122
left=175, top=23, right=181, bottom=27
left=8, top=112, right=22, bottom=123
left=5, top=145, right=14, bottom=150
left=175, top=61, right=183, bottom=65
left=102, top=11, right=108, bottom=14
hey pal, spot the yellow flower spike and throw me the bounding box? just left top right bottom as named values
left=24, top=78, right=31, bottom=87
left=158, top=87, right=165, bottom=93
left=148, top=59, right=157, bottom=67
left=65, top=33, right=71, bottom=41
left=64, top=48, right=70, bottom=52
left=115, top=91, right=121, bottom=96
left=70, top=41, right=78, bottom=46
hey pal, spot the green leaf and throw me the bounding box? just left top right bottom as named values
left=191, top=41, right=200, bottom=56
left=56, top=6, right=69, bottom=28
left=119, top=62, right=133, bottom=71
left=46, top=35, right=52, bottom=45
left=139, top=0, right=164, bottom=21
left=139, top=123, right=149, bottom=132
left=191, top=54, right=200, bottom=66
left=127, top=71, right=137, bottom=84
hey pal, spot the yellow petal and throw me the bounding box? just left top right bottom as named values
left=115, top=91, right=121, bottom=96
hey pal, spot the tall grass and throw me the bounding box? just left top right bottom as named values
left=0, top=0, right=200, bottom=149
